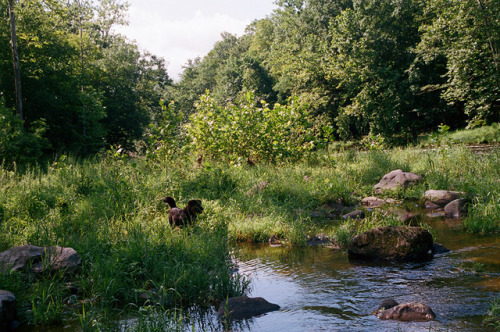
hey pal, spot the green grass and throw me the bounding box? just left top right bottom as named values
left=0, top=145, right=498, bottom=329
left=419, top=122, right=500, bottom=146
left=486, top=297, right=500, bottom=331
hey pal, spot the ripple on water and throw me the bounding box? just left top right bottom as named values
left=230, top=236, right=499, bottom=332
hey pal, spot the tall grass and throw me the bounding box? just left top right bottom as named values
left=0, top=145, right=498, bottom=329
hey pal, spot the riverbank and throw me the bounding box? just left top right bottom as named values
left=0, top=145, right=498, bottom=330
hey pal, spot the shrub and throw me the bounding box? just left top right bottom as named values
left=188, top=91, right=319, bottom=163
left=0, top=99, right=49, bottom=166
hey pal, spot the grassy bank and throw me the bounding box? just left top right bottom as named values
left=0, top=145, right=498, bottom=329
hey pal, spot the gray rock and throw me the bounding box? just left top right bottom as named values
left=373, top=170, right=422, bottom=194
left=423, top=190, right=463, bottom=207
left=0, top=290, right=17, bottom=330
left=372, top=299, right=399, bottom=315
left=217, top=296, right=280, bottom=319
left=343, top=210, right=365, bottom=220
left=362, top=197, right=386, bottom=207
left=444, top=198, right=469, bottom=218
left=0, top=245, right=81, bottom=275
left=0, top=245, right=45, bottom=273
left=33, top=246, right=82, bottom=274
left=377, top=302, right=436, bottom=321
left=348, top=226, right=433, bottom=261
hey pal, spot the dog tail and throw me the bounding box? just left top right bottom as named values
left=163, top=196, right=177, bottom=208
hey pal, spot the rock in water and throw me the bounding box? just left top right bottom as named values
left=372, top=299, right=399, bottom=315
left=348, top=226, right=433, bottom=261
left=444, top=198, right=469, bottom=218
left=423, top=190, right=463, bottom=207
left=377, top=302, right=436, bottom=321
left=373, top=170, right=422, bottom=194
left=217, top=296, right=280, bottom=319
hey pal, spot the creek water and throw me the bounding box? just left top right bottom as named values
left=223, top=217, right=500, bottom=332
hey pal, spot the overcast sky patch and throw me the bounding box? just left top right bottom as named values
left=114, top=0, right=277, bottom=80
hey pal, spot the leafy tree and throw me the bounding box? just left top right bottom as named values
left=96, top=39, right=170, bottom=149
left=418, top=0, right=500, bottom=127
left=324, top=0, right=426, bottom=140
left=1, top=0, right=171, bottom=155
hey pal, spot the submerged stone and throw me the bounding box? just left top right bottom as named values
left=377, top=302, right=436, bottom=321
left=217, top=296, right=280, bottom=319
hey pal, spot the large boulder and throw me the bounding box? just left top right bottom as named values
left=33, top=246, right=82, bottom=274
left=377, top=302, right=436, bottom=321
left=373, top=170, right=422, bottom=194
left=0, top=245, right=45, bottom=273
left=0, top=245, right=81, bottom=274
left=444, top=198, right=469, bottom=218
left=348, top=226, right=433, bottom=261
left=217, top=296, right=280, bottom=319
left=0, top=290, right=17, bottom=330
left=423, top=190, right=463, bottom=207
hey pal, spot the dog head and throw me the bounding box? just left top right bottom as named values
left=186, top=199, right=204, bottom=216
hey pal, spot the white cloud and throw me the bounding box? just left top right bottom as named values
left=114, top=1, right=276, bottom=80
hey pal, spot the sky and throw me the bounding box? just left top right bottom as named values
left=115, top=0, right=278, bottom=81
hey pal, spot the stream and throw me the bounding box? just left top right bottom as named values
left=226, top=217, right=499, bottom=332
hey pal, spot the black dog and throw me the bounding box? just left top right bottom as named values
left=163, top=196, right=204, bottom=227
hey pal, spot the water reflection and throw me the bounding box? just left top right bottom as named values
left=231, top=228, right=499, bottom=332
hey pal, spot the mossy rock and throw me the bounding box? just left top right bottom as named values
left=348, top=226, right=433, bottom=261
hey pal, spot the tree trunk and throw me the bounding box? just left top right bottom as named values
left=8, top=0, right=23, bottom=127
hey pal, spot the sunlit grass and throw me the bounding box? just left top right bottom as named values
left=0, top=145, right=498, bottom=329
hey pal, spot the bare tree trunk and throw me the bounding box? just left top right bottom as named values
left=8, top=0, right=23, bottom=128
left=78, top=0, right=86, bottom=137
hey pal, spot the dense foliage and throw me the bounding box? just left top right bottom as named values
left=0, top=0, right=170, bottom=162
left=169, top=0, right=499, bottom=145
left=1, top=0, right=499, bottom=160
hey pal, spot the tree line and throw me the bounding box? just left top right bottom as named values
left=1, top=0, right=171, bottom=162
left=1, top=0, right=499, bottom=164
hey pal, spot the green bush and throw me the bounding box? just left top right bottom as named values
left=0, top=99, right=49, bottom=166
left=188, top=91, right=318, bottom=163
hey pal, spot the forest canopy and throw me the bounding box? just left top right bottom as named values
left=1, top=0, right=499, bottom=163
